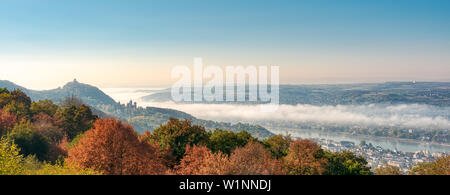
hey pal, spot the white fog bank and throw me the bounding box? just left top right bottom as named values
left=139, top=102, right=450, bottom=130
left=100, top=88, right=450, bottom=130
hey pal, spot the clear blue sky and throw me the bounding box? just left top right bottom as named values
left=0, top=0, right=449, bottom=89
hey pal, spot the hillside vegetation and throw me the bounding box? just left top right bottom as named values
left=0, top=80, right=274, bottom=138
left=0, top=88, right=448, bottom=175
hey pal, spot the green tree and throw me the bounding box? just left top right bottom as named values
left=263, top=134, right=292, bottom=159
left=8, top=120, right=49, bottom=160
left=148, top=118, right=209, bottom=161
left=374, top=164, right=402, bottom=175
left=58, top=104, right=97, bottom=140
left=324, top=151, right=373, bottom=175
left=207, top=129, right=254, bottom=155
left=10, top=90, right=31, bottom=107
left=30, top=100, right=59, bottom=117
left=0, top=88, right=13, bottom=109
left=0, top=137, right=25, bottom=175
left=25, top=160, right=102, bottom=175
left=66, top=132, right=85, bottom=150
left=3, top=100, right=30, bottom=119
left=0, top=89, right=31, bottom=109
left=409, top=156, right=449, bottom=175
left=18, top=154, right=101, bottom=175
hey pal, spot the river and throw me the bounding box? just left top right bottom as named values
left=101, top=88, right=450, bottom=154
left=268, top=127, right=450, bottom=153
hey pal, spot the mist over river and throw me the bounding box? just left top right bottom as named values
left=102, top=88, right=450, bottom=154
left=269, top=127, right=450, bottom=153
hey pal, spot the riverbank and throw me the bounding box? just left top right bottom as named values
left=265, top=126, right=450, bottom=153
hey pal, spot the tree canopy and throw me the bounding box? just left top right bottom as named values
left=67, top=118, right=166, bottom=175
left=146, top=118, right=210, bottom=161
left=3, top=88, right=446, bottom=176
left=409, top=156, right=449, bottom=175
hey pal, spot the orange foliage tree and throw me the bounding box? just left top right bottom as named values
left=176, top=145, right=231, bottom=175
left=228, top=142, right=283, bottom=175
left=66, top=118, right=166, bottom=175
left=283, top=139, right=328, bottom=175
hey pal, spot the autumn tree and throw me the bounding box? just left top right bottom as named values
left=176, top=145, right=231, bottom=175
left=66, top=118, right=166, bottom=175
left=228, top=142, right=283, bottom=175
left=283, top=139, right=328, bottom=175
left=207, top=129, right=255, bottom=155
left=31, top=112, right=67, bottom=162
left=148, top=118, right=209, bottom=161
left=33, top=112, right=64, bottom=140
left=3, top=100, right=30, bottom=119
left=0, top=109, right=18, bottom=135
left=263, top=134, right=292, bottom=159
left=324, top=151, right=372, bottom=175
left=408, top=156, right=449, bottom=175
left=374, top=164, right=402, bottom=175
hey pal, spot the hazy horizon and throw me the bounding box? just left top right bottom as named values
left=3, top=78, right=450, bottom=91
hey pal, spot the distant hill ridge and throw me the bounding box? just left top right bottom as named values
left=0, top=79, right=274, bottom=138
left=0, top=79, right=116, bottom=106
left=142, top=82, right=450, bottom=106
